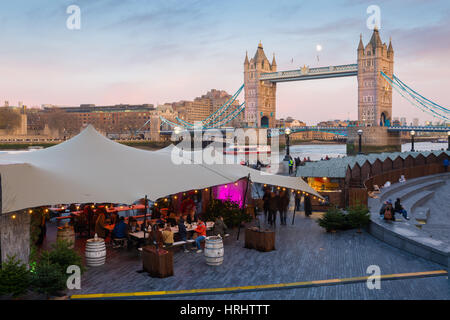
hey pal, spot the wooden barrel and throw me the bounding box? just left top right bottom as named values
left=56, top=225, right=75, bottom=248
left=204, top=236, right=224, bottom=266
left=85, top=237, right=106, bottom=267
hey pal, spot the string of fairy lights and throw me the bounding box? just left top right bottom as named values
left=4, top=180, right=325, bottom=220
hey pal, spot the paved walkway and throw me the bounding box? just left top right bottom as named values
left=65, top=209, right=449, bottom=299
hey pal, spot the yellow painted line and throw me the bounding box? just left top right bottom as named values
left=70, top=269, right=448, bottom=300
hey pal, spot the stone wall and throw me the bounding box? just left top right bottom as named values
left=346, top=126, right=401, bottom=155
left=0, top=210, right=30, bottom=265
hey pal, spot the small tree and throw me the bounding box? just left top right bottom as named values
left=204, top=199, right=252, bottom=228
left=40, top=240, right=84, bottom=278
left=346, top=202, right=370, bottom=233
left=0, top=255, right=31, bottom=297
left=317, top=207, right=346, bottom=232
left=31, top=256, right=66, bottom=297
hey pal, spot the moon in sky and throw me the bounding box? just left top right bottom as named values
left=316, top=44, right=323, bottom=52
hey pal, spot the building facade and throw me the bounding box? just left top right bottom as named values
left=244, top=42, right=277, bottom=128
left=357, top=27, right=394, bottom=127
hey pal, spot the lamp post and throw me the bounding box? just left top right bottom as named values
left=410, top=130, right=415, bottom=152
left=447, top=131, right=450, bottom=151
left=357, top=129, right=363, bottom=154
left=283, top=127, right=292, bottom=161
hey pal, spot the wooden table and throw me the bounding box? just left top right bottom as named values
left=129, top=222, right=214, bottom=239
left=142, top=246, right=173, bottom=278
left=244, top=228, right=275, bottom=252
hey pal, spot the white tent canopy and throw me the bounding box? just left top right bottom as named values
left=154, top=145, right=323, bottom=199
left=0, top=126, right=246, bottom=213
left=0, top=126, right=323, bottom=214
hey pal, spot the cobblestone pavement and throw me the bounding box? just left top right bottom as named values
left=65, top=209, right=449, bottom=299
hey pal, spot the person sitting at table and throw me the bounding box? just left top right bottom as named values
left=167, top=212, right=177, bottom=227
left=193, top=219, right=206, bottom=253
left=112, top=216, right=128, bottom=248
left=178, top=215, right=189, bottom=253
left=161, top=225, right=174, bottom=247
left=110, top=211, right=119, bottom=225
left=128, top=217, right=141, bottom=233
left=212, top=216, right=228, bottom=238
left=95, top=207, right=108, bottom=239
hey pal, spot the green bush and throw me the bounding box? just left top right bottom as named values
left=0, top=255, right=31, bottom=297
left=346, top=203, right=370, bottom=230
left=203, top=199, right=252, bottom=228
left=317, top=207, right=346, bottom=232
left=40, top=240, right=84, bottom=277
left=31, top=258, right=66, bottom=296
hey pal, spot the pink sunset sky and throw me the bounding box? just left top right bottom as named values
left=1, top=0, right=449, bottom=125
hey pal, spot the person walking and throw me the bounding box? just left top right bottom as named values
left=268, top=192, right=278, bottom=226
left=278, top=190, right=290, bottom=225
left=288, top=157, right=294, bottom=175
left=304, top=195, right=312, bottom=217
left=262, top=189, right=271, bottom=223
left=295, top=192, right=302, bottom=211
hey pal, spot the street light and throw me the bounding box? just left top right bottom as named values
left=447, top=131, right=450, bottom=151
left=410, top=130, right=415, bottom=152
left=357, top=129, right=363, bottom=154
left=284, top=127, right=292, bottom=161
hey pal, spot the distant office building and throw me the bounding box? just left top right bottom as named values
left=400, top=117, right=407, bottom=126
left=170, top=89, right=243, bottom=127
left=412, top=118, right=419, bottom=126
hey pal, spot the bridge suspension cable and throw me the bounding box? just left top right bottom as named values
left=381, top=72, right=449, bottom=121
left=199, top=84, right=244, bottom=124
left=205, top=102, right=246, bottom=128
left=201, top=84, right=244, bottom=127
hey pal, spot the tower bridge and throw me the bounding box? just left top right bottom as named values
left=155, top=27, right=447, bottom=154
left=244, top=27, right=394, bottom=128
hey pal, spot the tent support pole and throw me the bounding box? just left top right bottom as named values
left=237, top=174, right=251, bottom=241
left=136, top=195, right=149, bottom=274
left=143, top=195, right=148, bottom=243
left=291, top=199, right=297, bottom=225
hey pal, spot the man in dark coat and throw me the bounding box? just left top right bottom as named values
left=304, top=195, right=312, bottom=217
left=178, top=215, right=189, bottom=252
left=278, top=190, right=290, bottom=225
left=262, top=190, right=271, bottom=223
left=268, top=192, right=278, bottom=226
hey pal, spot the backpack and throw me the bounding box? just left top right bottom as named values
left=384, top=208, right=393, bottom=220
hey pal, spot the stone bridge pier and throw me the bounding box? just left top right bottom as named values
left=347, top=126, right=401, bottom=155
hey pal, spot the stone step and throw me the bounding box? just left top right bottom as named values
left=382, top=180, right=443, bottom=205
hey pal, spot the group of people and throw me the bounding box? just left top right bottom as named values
left=379, top=198, right=410, bottom=221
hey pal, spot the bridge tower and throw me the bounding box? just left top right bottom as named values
left=357, top=27, right=394, bottom=126
left=244, top=42, right=277, bottom=128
